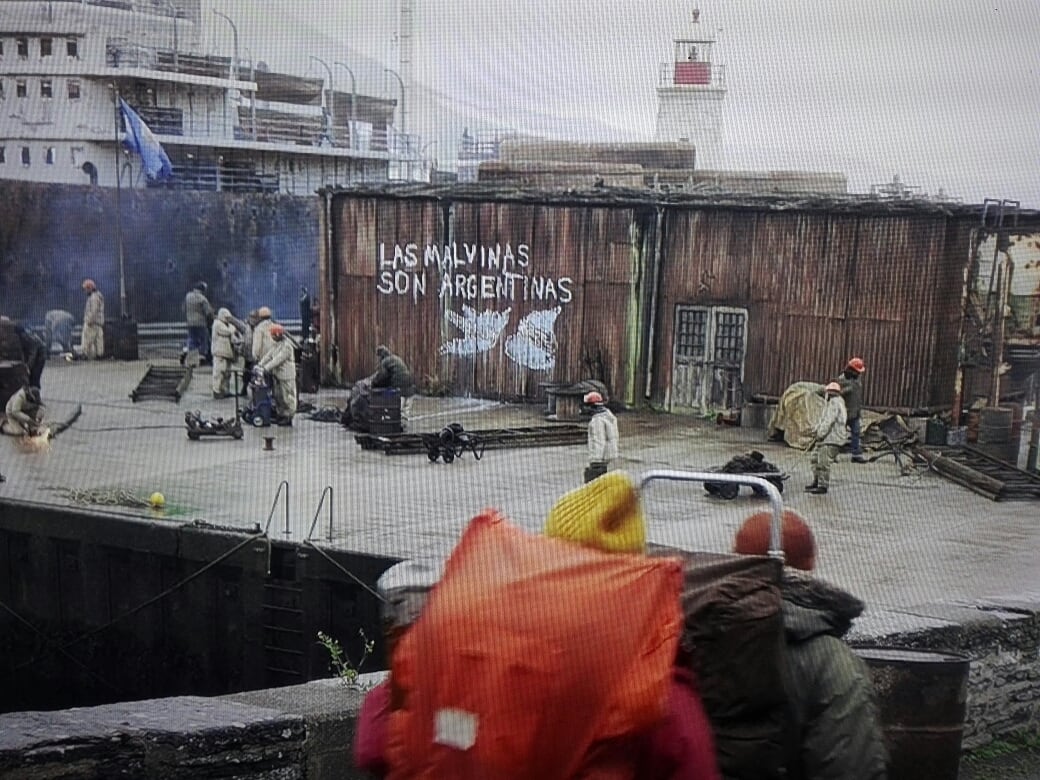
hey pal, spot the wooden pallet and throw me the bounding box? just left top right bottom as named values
left=130, top=364, right=192, bottom=402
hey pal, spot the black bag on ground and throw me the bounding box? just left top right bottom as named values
left=649, top=546, right=794, bottom=780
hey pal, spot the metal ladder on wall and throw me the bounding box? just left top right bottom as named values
left=258, top=483, right=339, bottom=686
left=258, top=481, right=306, bottom=685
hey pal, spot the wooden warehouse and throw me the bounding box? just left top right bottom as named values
left=316, top=185, right=1040, bottom=416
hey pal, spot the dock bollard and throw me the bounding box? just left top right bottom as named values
left=262, top=436, right=275, bottom=451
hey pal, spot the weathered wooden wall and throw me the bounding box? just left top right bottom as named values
left=322, top=186, right=1035, bottom=411
left=327, top=191, right=647, bottom=402
left=653, top=208, right=967, bottom=409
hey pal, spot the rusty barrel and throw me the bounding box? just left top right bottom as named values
left=855, top=647, right=970, bottom=780
left=977, top=406, right=1016, bottom=464
left=102, top=319, right=139, bottom=361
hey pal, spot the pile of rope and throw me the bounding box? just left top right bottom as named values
left=55, top=487, right=152, bottom=508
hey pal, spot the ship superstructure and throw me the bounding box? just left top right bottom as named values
left=0, top=0, right=422, bottom=193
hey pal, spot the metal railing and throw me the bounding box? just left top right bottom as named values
left=44, top=319, right=303, bottom=346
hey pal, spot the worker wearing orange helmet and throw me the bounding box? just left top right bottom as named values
left=582, top=390, right=619, bottom=483
left=256, top=322, right=297, bottom=425
left=837, top=357, right=867, bottom=463
left=806, top=382, right=847, bottom=495
left=80, top=279, right=105, bottom=360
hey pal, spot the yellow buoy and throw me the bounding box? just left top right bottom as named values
left=149, top=492, right=166, bottom=509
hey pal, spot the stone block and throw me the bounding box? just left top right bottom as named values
left=0, top=696, right=305, bottom=779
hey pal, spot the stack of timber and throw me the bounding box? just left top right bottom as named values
left=915, top=445, right=1040, bottom=501
left=355, top=424, right=587, bottom=456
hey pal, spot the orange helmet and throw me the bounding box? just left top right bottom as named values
left=583, top=391, right=604, bottom=405
left=270, top=324, right=286, bottom=339
left=824, top=382, right=842, bottom=394
left=82, top=279, right=96, bottom=291
left=847, top=357, right=866, bottom=373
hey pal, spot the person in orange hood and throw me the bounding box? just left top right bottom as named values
left=355, top=473, right=720, bottom=780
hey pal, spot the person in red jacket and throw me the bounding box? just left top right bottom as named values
left=354, top=559, right=442, bottom=777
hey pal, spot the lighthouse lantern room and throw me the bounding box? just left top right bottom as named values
left=655, top=8, right=727, bottom=169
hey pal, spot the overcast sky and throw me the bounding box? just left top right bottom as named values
left=211, top=0, right=1040, bottom=206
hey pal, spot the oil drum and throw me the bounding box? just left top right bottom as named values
left=978, top=406, right=1015, bottom=463
left=855, top=646, right=970, bottom=780
left=103, top=319, right=139, bottom=361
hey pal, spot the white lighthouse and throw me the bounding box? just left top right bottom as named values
left=654, top=9, right=726, bottom=169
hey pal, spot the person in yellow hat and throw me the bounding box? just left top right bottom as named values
left=544, top=472, right=721, bottom=779
left=806, top=382, right=847, bottom=494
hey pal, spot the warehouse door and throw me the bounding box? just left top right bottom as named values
left=671, top=305, right=747, bottom=414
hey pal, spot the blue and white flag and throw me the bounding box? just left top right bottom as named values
left=119, top=98, right=173, bottom=181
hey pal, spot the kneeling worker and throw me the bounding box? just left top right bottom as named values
left=257, top=324, right=297, bottom=425
left=2, top=385, right=44, bottom=437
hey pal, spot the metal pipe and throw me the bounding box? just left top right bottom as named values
left=384, top=66, right=406, bottom=137
left=308, top=56, right=334, bottom=143
left=333, top=61, right=357, bottom=148
left=112, top=86, right=128, bottom=318
left=244, top=47, right=257, bottom=140
left=991, top=253, right=1013, bottom=406
left=643, top=207, right=664, bottom=401
left=951, top=231, right=982, bottom=427
left=638, top=469, right=785, bottom=560
left=163, top=0, right=178, bottom=69
left=212, top=10, right=238, bottom=82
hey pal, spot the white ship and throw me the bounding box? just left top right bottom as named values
left=0, top=0, right=423, bottom=194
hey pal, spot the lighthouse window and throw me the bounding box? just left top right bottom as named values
left=21, top=146, right=30, bottom=166
left=68, top=80, right=81, bottom=100
left=16, top=79, right=27, bottom=98
left=41, top=79, right=53, bottom=99
left=688, top=46, right=698, bottom=61
left=45, top=147, right=56, bottom=165
left=17, top=38, right=28, bottom=58
left=41, top=38, right=53, bottom=58
left=0, top=147, right=5, bottom=164
left=66, top=39, right=78, bottom=58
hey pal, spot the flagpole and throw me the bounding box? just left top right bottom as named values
left=113, top=89, right=127, bottom=318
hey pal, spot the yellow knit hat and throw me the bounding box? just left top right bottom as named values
left=544, top=471, right=646, bottom=554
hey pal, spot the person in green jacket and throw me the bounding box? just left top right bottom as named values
left=369, top=345, right=417, bottom=424
left=837, top=357, right=867, bottom=463
left=734, top=510, right=888, bottom=780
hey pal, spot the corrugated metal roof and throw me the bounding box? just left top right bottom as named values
left=322, top=182, right=1040, bottom=221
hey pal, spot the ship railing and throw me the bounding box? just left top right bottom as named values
left=35, top=320, right=304, bottom=346
left=236, top=111, right=398, bottom=155
left=153, top=162, right=281, bottom=193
